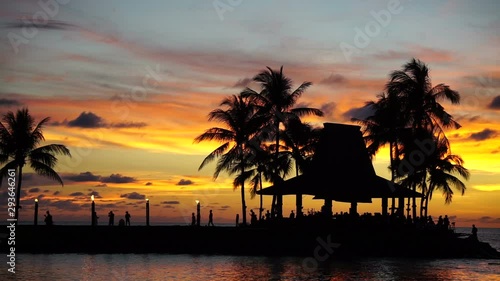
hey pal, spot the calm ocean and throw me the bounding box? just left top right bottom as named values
left=1, top=227, right=499, bottom=280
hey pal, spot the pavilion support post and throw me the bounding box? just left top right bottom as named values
left=323, top=198, right=332, bottom=218
left=350, top=201, right=358, bottom=216
left=296, top=194, right=303, bottom=217
left=382, top=197, right=388, bottom=216
left=398, top=197, right=404, bottom=217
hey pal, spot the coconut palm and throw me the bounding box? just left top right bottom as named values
left=386, top=58, right=461, bottom=218
left=195, top=94, right=266, bottom=225
left=422, top=132, right=469, bottom=217
left=280, top=119, right=321, bottom=216
left=243, top=66, right=323, bottom=218
left=353, top=92, right=408, bottom=215
left=0, top=108, right=71, bottom=223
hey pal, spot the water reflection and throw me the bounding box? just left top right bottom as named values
left=6, top=254, right=499, bottom=281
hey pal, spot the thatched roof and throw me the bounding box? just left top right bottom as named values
left=256, top=123, right=422, bottom=202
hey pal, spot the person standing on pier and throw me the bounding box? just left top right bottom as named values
left=471, top=224, right=478, bottom=240
left=125, top=211, right=131, bottom=226
left=108, top=211, right=115, bottom=226
left=208, top=210, right=215, bottom=226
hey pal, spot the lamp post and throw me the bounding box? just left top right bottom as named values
left=196, top=200, right=200, bottom=227
left=146, top=198, right=150, bottom=226
left=91, top=195, right=95, bottom=226
left=34, top=198, right=38, bottom=226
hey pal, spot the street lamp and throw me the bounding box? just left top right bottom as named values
left=34, top=198, right=38, bottom=226
left=146, top=198, right=150, bottom=226
left=195, top=200, right=200, bottom=227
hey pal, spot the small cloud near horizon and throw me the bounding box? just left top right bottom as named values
left=176, top=179, right=194, bottom=186
left=101, top=174, right=136, bottom=184
left=469, top=129, right=497, bottom=141
left=120, top=192, right=146, bottom=200
left=0, top=98, right=22, bottom=107
left=320, top=74, right=347, bottom=85
left=52, top=111, right=147, bottom=129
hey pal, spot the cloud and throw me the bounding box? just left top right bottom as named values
left=56, top=112, right=147, bottom=129
left=145, top=182, right=153, bottom=186
left=489, top=96, right=500, bottom=109
left=88, top=191, right=102, bottom=198
left=176, top=179, right=194, bottom=186
left=53, top=191, right=61, bottom=196
left=320, top=102, right=336, bottom=117
left=101, top=174, right=136, bottom=183
left=67, top=112, right=105, bottom=128
left=120, top=192, right=146, bottom=200
left=342, top=105, right=375, bottom=121
left=320, top=74, right=347, bottom=85
left=110, top=122, right=148, bottom=128
left=163, top=205, right=175, bottom=209
left=0, top=98, right=22, bottom=107
left=478, top=216, right=500, bottom=224
left=69, top=192, right=85, bottom=196
left=28, top=188, right=40, bottom=193
left=469, top=129, right=497, bottom=141
left=371, top=46, right=454, bottom=63
left=161, top=201, right=180, bottom=205
left=65, top=172, right=101, bottom=182
left=48, top=200, right=82, bottom=211
left=4, top=20, right=76, bottom=30
left=233, top=77, right=252, bottom=88
left=95, top=184, right=107, bottom=187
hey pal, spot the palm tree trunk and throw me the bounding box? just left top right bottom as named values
left=275, top=119, right=282, bottom=218
left=271, top=195, right=276, bottom=218
left=259, top=171, right=263, bottom=220
left=295, top=159, right=302, bottom=217
left=412, top=183, right=417, bottom=219
left=14, top=164, right=23, bottom=225
left=240, top=159, right=247, bottom=225
left=423, top=192, right=429, bottom=218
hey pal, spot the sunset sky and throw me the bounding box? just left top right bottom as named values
left=0, top=0, right=499, bottom=227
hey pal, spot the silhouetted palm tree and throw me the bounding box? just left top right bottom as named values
left=422, top=132, right=469, bottom=217
left=0, top=108, right=71, bottom=223
left=353, top=92, right=405, bottom=215
left=195, top=94, right=265, bottom=225
left=281, top=119, right=321, bottom=216
left=243, top=66, right=323, bottom=218
left=386, top=58, right=461, bottom=218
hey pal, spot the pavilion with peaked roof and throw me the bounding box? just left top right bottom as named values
left=257, top=123, right=421, bottom=217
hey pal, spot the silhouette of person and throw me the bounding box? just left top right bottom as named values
left=289, top=210, right=295, bottom=219
left=118, top=218, right=125, bottom=226
left=265, top=210, right=271, bottom=220
left=125, top=211, right=131, bottom=226
left=437, top=215, right=443, bottom=227
left=471, top=224, right=478, bottom=240
left=443, top=215, right=450, bottom=230
left=108, top=211, right=115, bottom=226
left=250, top=210, right=257, bottom=225
left=208, top=210, right=214, bottom=226
left=191, top=213, right=196, bottom=226
left=44, top=210, right=53, bottom=226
